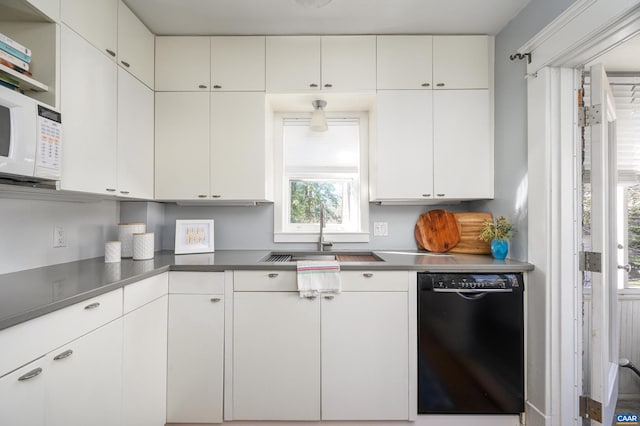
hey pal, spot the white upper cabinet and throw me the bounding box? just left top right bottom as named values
left=210, top=92, right=269, bottom=200
left=211, top=36, right=265, bottom=91
left=61, top=0, right=118, bottom=61
left=155, top=92, right=210, bottom=200
left=117, top=67, right=154, bottom=199
left=265, top=36, right=376, bottom=92
left=155, top=37, right=211, bottom=91
left=374, top=90, right=434, bottom=201
left=117, top=0, right=155, bottom=89
left=433, top=89, right=493, bottom=199
left=433, top=35, right=489, bottom=89
left=266, top=36, right=321, bottom=92
left=377, top=35, right=433, bottom=90
left=321, top=35, right=376, bottom=91
left=60, top=25, right=118, bottom=195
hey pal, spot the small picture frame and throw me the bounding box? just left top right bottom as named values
left=174, top=219, right=214, bottom=254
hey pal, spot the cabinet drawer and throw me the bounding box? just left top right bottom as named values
left=0, top=288, right=123, bottom=378
left=341, top=271, right=409, bottom=292
left=124, top=273, right=169, bottom=314
left=234, top=270, right=297, bottom=291
left=169, top=272, right=225, bottom=294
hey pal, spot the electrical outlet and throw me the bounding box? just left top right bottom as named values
left=53, top=226, right=66, bottom=248
left=373, top=222, right=388, bottom=236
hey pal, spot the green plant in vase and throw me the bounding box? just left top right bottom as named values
left=479, top=216, right=514, bottom=259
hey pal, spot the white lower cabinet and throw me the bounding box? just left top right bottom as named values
left=167, top=272, right=224, bottom=423
left=122, top=295, right=168, bottom=426
left=230, top=270, right=410, bottom=421
left=0, top=357, right=47, bottom=426
left=46, top=318, right=123, bottom=426
left=232, top=291, right=321, bottom=420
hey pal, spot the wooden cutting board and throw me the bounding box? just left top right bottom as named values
left=414, top=209, right=460, bottom=252
left=448, top=212, right=493, bottom=254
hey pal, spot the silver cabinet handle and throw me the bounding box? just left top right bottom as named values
left=198, top=194, right=207, bottom=198
left=211, top=195, right=221, bottom=198
left=53, top=350, right=73, bottom=361
left=268, top=273, right=279, bottom=278
left=421, top=83, right=430, bottom=87
left=618, top=264, right=632, bottom=273
left=198, top=84, right=207, bottom=89
left=213, top=85, right=222, bottom=89
left=363, top=273, right=373, bottom=278
left=84, top=302, right=100, bottom=310
left=324, top=83, right=333, bottom=88
left=120, top=190, right=130, bottom=195
left=306, top=295, right=317, bottom=300
left=120, top=60, right=130, bottom=68
left=309, top=83, right=318, bottom=88
left=436, top=193, right=445, bottom=197
left=106, top=49, right=116, bottom=57
left=422, top=193, right=431, bottom=197
left=18, top=368, right=43, bottom=381
left=324, top=295, right=334, bottom=300
left=436, top=83, right=445, bottom=87
left=210, top=297, right=221, bottom=303
left=106, top=188, right=116, bottom=192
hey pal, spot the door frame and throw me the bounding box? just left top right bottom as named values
left=523, top=1, right=640, bottom=425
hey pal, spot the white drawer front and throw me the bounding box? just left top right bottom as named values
left=234, top=270, right=297, bottom=291
left=124, top=273, right=169, bottom=314
left=0, top=288, right=123, bottom=378
left=340, top=271, right=409, bottom=292
left=169, top=272, right=225, bottom=294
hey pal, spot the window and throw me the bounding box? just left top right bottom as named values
left=273, top=113, right=369, bottom=242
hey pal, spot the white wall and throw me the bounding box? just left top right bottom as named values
left=0, top=198, right=118, bottom=274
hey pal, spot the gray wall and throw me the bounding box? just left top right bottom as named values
left=474, top=0, right=578, bottom=261
left=0, top=198, right=118, bottom=274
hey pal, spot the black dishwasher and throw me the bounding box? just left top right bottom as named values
left=417, top=273, right=524, bottom=414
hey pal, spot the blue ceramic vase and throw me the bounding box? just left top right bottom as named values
left=491, top=239, right=509, bottom=260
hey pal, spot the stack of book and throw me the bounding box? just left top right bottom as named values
left=0, top=32, right=33, bottom=93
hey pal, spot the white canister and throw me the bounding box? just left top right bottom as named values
left=133, top=232, right=154, bottom=260
left=105, top=240, right=121, bottom=263
left=118, top=223, right=146, bottom=258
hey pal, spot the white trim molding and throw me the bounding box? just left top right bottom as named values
left=519, top=0, right=640, bottom=74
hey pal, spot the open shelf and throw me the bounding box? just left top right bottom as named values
left=0, top=63, right=48, bottom=92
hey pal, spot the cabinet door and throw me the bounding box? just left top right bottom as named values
left=60, top=25, right=117, bottom=195
left=117, top=67, right=154, bottom=199
left=232, top=292, right=320, bottom=420
left=123, top=295, right=168, bottom=426
left=433, top=90, right=493, bottom=199
left=210, top=92, right=267, bottom=200
left=155, top=92, right=210, bottom=200
left=377, top=35, right=432, bottom=90
left=46, top=318, right=123, bottom=426
left=321, top=292, right=409, bottom=420
left=374, top=90, right=433, bottom=200
left=61, top=0, right=117, bottom=60
left=0, top=358, right=46, bottom=426
left=211, top=36, right=265, bottom=91
left=117, top=0, right=155, bottom=89
left=433, top=36, right=489, bottom=89
left=155, top=37, right=210, bottom=91
left=167, top=294, right=224, bottom=423
left=266, top=36, right=320, bottom=92
left=321, top=35, right=376, bottom=91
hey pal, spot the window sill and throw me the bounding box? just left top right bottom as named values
left=274, top=232, right=370, bottom=243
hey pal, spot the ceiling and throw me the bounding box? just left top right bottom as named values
left=588, top=34, right=640, bottom=73
left=123, top=0, right=531, bottom=36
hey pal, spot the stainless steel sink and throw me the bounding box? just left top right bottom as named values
left=261, top=252, right=384, bottom=263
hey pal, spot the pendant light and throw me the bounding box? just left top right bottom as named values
left=310, top=100, right=328, bottom=132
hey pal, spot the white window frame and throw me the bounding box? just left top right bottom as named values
left=273, top=111, right=369, bottom=243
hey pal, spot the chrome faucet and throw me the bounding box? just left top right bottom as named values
left=318, top=204, right=333, bottom=252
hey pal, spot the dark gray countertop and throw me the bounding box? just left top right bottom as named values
left=0, top=249, right=533, bottom=331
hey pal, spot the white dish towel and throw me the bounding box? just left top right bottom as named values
left=297, top=260, right=341, bottom=298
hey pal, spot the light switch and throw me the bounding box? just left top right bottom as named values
left=373, top=222, right=388, bottom=236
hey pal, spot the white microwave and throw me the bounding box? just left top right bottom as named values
left=0, top=86, right=62, bottom=183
